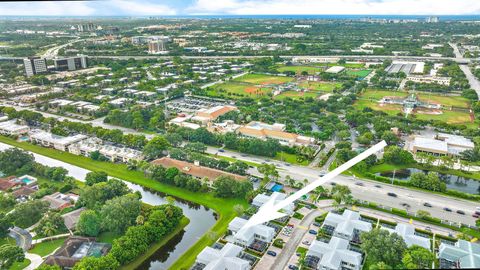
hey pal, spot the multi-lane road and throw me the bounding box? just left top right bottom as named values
left=206, top=146, right=479, bottom=225
left=1, top=102, right=478, bottom=225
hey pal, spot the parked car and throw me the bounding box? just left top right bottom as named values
left=355, top=182, right=364, bottom=186
left=218, top=149, right=225, bottom=152
left=313, top=222, right=321, bottom=227
left=387, top=192, right=397, bottom=197
left=443, top=207, right=452, bottom=212
left=473, top=213, right=480, bottom=218
left=374, top=185, right=382, bottom=188
left=288, top=265, right=299, bottom=270
left=423, top=202, right=432, bottom=208
left=456, top=210, right=465, bottom=215
left=267, top=251, right=277, bottom=256
left=308, top=230, right=318, bottom=235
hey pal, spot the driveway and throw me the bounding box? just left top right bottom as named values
left=9, top=226, right=32, bottom=251
left=270, top=209, right=323, bottom=270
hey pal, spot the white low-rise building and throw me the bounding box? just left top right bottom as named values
left=68, top=137, right=143, bottom=163
left=325, top=66, right=346, bottom=74
left=0, top=120, right=30, bottom=136
left=228, top=217, right=275, bottom=247
left=438, top=240, right=480, bottom=269
left=406, top=75, right=451, bottom=86
left=322, top=210, right=372, bottom=242
left=307, top=237, right=363, bottom=270
left=384, top=223, right=430, bottom=249
left=252, top=192, right=294, bottom=215
left=30, top=131, right=87, bottom=151
left=409, top=133, right=474, bottom=157
left=194, top=243, right=250, bottom=270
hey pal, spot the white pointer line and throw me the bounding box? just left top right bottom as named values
left=243, top=140, right=387, bottom=228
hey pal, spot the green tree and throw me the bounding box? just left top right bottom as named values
left=76, top=210, right=102, bottom=237
left=143, top=136, right=169, bottom=160
left=0, top=244, right=24, bottom=269
left=402, top=245, right=435, bottom=269
left=85, top=171, right=108, bottom=186
left=0, top=213, right=12, bottom=238
left=360, top=229, right=407, bottom=267
left=0, top=193, right=16, bottom=210
left=100, top=194, right=142, bottom=234
left=383, top=146, right=414, bottom=165
left=73, top=254, right=119, bottom=270
left=11, top=200, right=49, bottom=228
left=0, top=148, right=34, bottom=175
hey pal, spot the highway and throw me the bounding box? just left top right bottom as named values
left=449, top=42, right=480, bottom=97
left=207, top=146, right=479, bottom=225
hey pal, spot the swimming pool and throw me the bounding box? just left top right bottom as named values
left=271, top=183, right=283, bottom=192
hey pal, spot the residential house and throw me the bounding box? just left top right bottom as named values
left=194, top=243, right=250, bottom=270
left=322, top=210, right=372, bottom=242
left=252, top=192, right=294, bottom=215
left=438, top=240, right=480, bottom=269
left=306, top=237, right=363, bottom=270
left=227, top=217, right=275, bottom=247
left=41, top=192, right=79, bottom=210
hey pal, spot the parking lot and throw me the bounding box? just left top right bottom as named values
left=166, top=96, right=228, bottom=113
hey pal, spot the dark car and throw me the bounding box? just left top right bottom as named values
left=456, top=210, right=465, bottom=215
left=443, top=207, right=452, bottom=212
left=374, top=185, right=382, bottom=188
left=288, top=265, right=299, bottom=270
left=267, top=251, right=277, bottom=256
left=400, top=203, right=410, bottom=208
left=473, top=213, right=480, bottom=218
left=218, top=149, right=225, bottom=152
left=308, top=230, right=318, bottom=235
left=387, top=192, right=397, bottom=197
left=329, top=182, right=337, bottom=186
left=423, top=202, right=432, bottom=208
left=355, top=182, right=364, bottom=186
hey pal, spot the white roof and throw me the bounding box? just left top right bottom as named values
left=229, top=217, right=275, bottom=244
left=307, top=237, right=362, bottom=270
left=439, top=240, right=480, bottom=268
left=252, top=192, right=294, bottom=215
left=413, top=137, right=448, bottom=152
left=323, top=210, right=372, bottom=239
left=0, top=120, right=29, bottom=132
left=196, top=243, right=249, bottom=270
left=438, top=133, right=475, bottom=148
left=325, top=66, right=346, bottom=74
left=394, top=223, right=430, bottom=249
left=30, top=131, right=87, bottom=146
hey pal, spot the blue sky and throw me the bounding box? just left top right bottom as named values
left=1, top=0, right=479, bottom=16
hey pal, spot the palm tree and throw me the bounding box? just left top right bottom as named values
left=42, top=222, right=56, bottom=237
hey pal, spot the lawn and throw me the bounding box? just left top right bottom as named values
left=416, top=93, right=470, bottom=109
left=0, top=237, right=15, bottom=246
left=209, top=82, right=272, bottom=99
left=0, top=136, right=248, bottom=270
left=276, top=65, right=323, bottom=74
left=10, top=258, right=31, bottom=270
left=274, top=90, right=319, bottom=100
left=274, top=151, right=309, bottom=166
left=233, top=73, right=293, bottom=84
left=29, top=238, right=66, bottom=257
left=121, top=217, right=190, bottom=270
left=298, top=81, right=342, bottom=92
left=345, top=69, right=372, bottom=78
left=97, top=231, right=122, bottom=244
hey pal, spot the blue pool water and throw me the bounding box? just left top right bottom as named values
left=271, top=183, right=283, bottom=192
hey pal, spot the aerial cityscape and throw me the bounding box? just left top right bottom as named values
left=1, top=1, right=480, bottom=270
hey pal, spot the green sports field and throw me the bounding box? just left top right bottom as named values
left=233, top=73, right=294, bottom=84
left=298, top=81, right=342, bottom=92
left=276, top=65, right=323, bottom=74
left=346, top=69, right=372, bottom=78
left=354, top=89, right=475, bottom=125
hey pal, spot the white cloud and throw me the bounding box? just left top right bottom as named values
left=111, top=0, right=177, bottom=16
left=0, top=0, right=177, bottom=16
left=0, top=1, right=96, bottom=16
left=187, top=0, right=480, bottom=15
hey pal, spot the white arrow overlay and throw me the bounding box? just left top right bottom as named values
left=243, top=140, right=387, bottom=228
